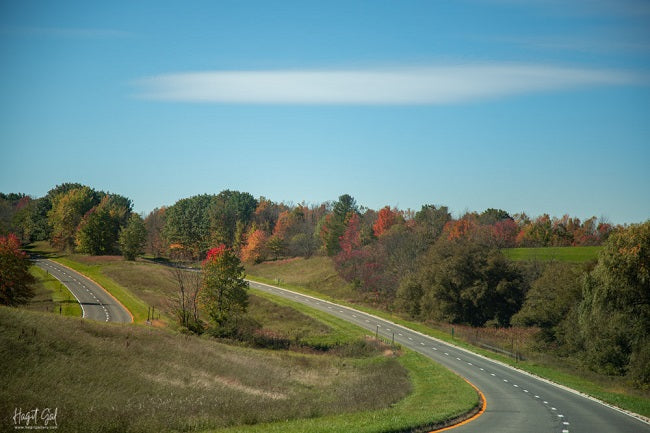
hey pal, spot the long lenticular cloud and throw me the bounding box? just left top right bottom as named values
left=135, top=64, right=641, bottom=105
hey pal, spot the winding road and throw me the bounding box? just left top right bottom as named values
left=33, top=258, right=132, bottom=323
left=248, top=280, right=650, bottom=433
left=29, top=256, right=648, bottom=431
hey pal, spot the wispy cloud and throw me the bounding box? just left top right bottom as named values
left=135, top=64, right=642, bottom=105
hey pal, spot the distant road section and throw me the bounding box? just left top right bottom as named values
left=33, top=258, right=132, bottom=323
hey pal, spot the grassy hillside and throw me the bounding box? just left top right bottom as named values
left=246, top=255, right=650, bottom=418
left=502, top=246, right=602, bottom=262
left=11, top=244, right=480, bottom=432
left=1, top=307, right=418, bottom=432
left=244, top=257, right=358, bottom=300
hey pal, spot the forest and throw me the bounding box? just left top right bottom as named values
left=1, top=183, right=648, bottom=387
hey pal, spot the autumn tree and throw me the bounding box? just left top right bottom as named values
left=144, top=207, right=167, bottom=257
left=119, top=214, right=147, bottom=260
left=48, top=186, right=98, bottom=251
left=201, top=245, right=249, bottom=333
left=287, top=204, right=322, bottom=258
left=0, top=233, right=34, bottom=305
left=240, top=227, right=268, bottom=263
left=373, top=206, right=398, bottom=237
left=414, top=204, right=451, bottom=248
left=443, top=214, right=479, bottom=242
left=253, top=197, right=286, bottom=233
left=492, top=218, right=518, bottom=248
left=339, top=213, right=361, bottom=256
left=272, top=210, right=294, bottom=240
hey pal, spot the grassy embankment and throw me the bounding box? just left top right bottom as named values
left=24, top=266, right=83, bottom=317
left=502, top=246, right=602, bottom=262
left=14, top=242, right=479, bottom=432
left=246, top=254, right=650, bottom=418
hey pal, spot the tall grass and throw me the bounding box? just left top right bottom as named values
left=1, top=307, right=417, bottom=433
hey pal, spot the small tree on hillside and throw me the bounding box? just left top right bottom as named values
left=118, top=214, right=147, bottom=260
left=171, top=263, right=203, bottom=333
left=0, top=233, right=34, bottom=305
left=201, top=245, right=249, bottom=334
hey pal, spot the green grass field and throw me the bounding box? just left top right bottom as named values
left=502, top=246, right=602, bottom=262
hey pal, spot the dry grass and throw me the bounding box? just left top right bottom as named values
left=0, top=307, right=411, bottom=432
left=246, top=256, right=357, bottom=300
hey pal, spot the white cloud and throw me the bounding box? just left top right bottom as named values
left=135, top=64, right=642, bottom=105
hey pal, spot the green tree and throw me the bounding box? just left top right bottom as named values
left=0, top=233, right=34, bottom=306
left=321, top=194, right=358, bottom=255
left=163, top=194, right=215, bottom=258
left=266, top=235, right=285, bottom=260
left=48, top=187, right=98, bottom=251
left=201, top=245, right=249, bottom=333
left=209, top=190, right=258, bottom=247
left=478, top=208, right=511, bottom=225
left=578, top=222, right=650, bottom=385
left=119, top=214, right=147, bottom=260
left=396, top=275, right=424, bottom=318
left=75, top=194, right=132, bottom=255
left=414, top=204, right=451, bottom=249
left=418, top=239, right=527, bottom=326
left=511, top=262, right=583, bottom=342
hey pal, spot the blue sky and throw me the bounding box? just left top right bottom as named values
left=1, top=0, right=649, bottom=223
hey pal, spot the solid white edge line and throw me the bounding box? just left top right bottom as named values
left=36, top=259, right=86, bottom=319
left=246, top=278, right=650, bottom=426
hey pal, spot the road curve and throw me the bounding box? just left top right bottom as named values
left=248, top=280, right=650, bottom=433
left=34, top=258, right=132, bottom=323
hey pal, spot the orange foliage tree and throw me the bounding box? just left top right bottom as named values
left=240, top=228, right=268, bottom=263
left=373, top=206, right=398, bottom=237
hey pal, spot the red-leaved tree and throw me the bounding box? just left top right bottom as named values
left=373, top=206, right=398, bottom=237
left=0, top=233, right=34, bottom=305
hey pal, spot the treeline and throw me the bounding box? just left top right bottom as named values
left=2, top=186, right=647, bottom=386
left=0, top=183, right=146, bottom=258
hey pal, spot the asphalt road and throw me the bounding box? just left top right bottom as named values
left=248, top=279, right=650, bottom=433
left=33, top=258, right=132, bottom=323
